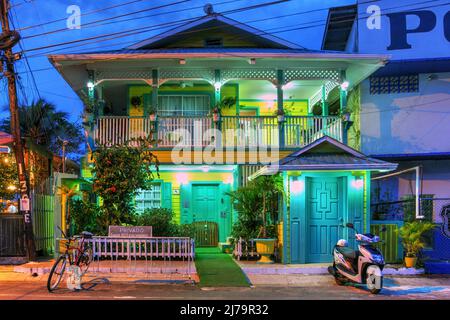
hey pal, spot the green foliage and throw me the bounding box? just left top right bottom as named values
left=92, top=136, right=159, bottom=228
left=136, top=208, right=177, bottom=236
left=135, top=208, right=195, bottom=237
left=213, top=97, right=237, bottom=113
left=69, top=199, right=102, bottom=235
left=0, top=99, right=84, bottom=160
left=228, top=175, right=283, bottom=240
left=398, top=221, right=435, bottom=257
left=0, top=154, right=18, bottom=199
left=346, top=85, right=361, bottom=150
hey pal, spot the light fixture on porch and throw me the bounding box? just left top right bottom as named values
left=176, top=173, right=189, bottom=186
left=281, top=82, right=294, bottom=90
left=87, top=81, right=95, bottom=89
left=248, top=58, right=256, bottom=65
left=214, top=82, right=221, bottom=91
left=179, top=59, right=186, bottom=65
left=291, top=180, right=304, bottom=194
left=351, top=177, right=364, bottom=189
left=224, top=176, right=233, bottom=184
left=340, top=81, right=349, bottom=91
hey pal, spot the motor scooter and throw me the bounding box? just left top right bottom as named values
left=328, top=223, right=385, bottom=294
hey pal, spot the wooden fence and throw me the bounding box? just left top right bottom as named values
left=31, top=193, right=54, bottom=255
left=0, top=215, right=26, bottom=257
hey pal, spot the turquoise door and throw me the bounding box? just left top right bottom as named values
left=191, top=183, right=231, bottom=243
left=306, top=177, right=344, bottom=263
left=192, top=184, right=219, bottom=222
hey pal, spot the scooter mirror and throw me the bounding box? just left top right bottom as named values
left=346, top=223, right=354, bottom=229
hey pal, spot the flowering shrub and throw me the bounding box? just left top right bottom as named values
left=92, top=136, right=159, bottom=228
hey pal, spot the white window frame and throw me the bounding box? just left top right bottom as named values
left=135, top=183, right=162, bottom=213
left=157, top=95, right=210, bottom=116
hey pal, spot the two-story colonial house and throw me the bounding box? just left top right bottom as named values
left=49, top=9, right=396, bottom=264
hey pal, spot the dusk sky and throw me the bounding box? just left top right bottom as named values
left=0, top=0, right=356, bottom=124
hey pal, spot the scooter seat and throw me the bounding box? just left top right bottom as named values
left=336, top=246, right=357, bottom=260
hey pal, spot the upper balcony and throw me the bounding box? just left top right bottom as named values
left=93, top=114, right=343, bottom=149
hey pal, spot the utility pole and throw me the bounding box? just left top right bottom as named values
left=0, top=0, right=36, bottom=260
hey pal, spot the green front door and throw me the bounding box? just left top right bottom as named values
left=306, top=176, right=344, bottom=263
left=192, top=184, right=226, bottom=243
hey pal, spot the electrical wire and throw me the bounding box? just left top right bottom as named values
left=23, top=0, right=191, bottom=40
left=16, top=0, right=148, bottom=31
left=21, top=0, right=447, bottom=58
left=19, top=0, right=292, bottom=54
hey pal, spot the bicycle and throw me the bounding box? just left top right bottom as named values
left=47, top=227, right=94, bottom=292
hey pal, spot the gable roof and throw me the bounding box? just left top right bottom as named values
left=127, top=13, right=305, bottom=50
left=250, top=136, right=398, bottom=178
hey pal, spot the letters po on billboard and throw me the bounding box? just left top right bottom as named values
left=366, top=5, right=450, bottom=50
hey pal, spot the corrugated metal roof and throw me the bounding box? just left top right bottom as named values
left=280, top=153, right=390, bottom=166
left=76, top=47, right=323, bottom=55
left=250, top=136, right=397, bottom=178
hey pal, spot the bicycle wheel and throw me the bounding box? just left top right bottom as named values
left=47, top=255, right=67, bottom=292
left=77, top=246, right=93, bottom=275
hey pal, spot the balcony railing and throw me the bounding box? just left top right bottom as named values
left=93, top=115, right=343, bottom=148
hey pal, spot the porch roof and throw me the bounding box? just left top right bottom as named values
left=49, top=48, right=387, bottom=61
left=250, top=136, right=398, bottom=178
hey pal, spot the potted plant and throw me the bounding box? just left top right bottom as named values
left=211, top=106, right=220, bottom=122
left=210, top=97, right=236, bottom=122
left=252, top=176, right=284, bottom=264
left=398, top=221, right=435, bottom=268
left=227, top=175, right=283, bottom=263
left=340, top=107, right=352, bottom=122
left=275, top=109, right=285, bottom=122
left=130, top=96, right=142, bottom=108
left=148, top=105, right=157, bottom=121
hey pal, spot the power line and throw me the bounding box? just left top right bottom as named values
left=23, top=0, right=191, bottom=40
left=16, top=0, right=148, bottom=31
left=27, top=0, right=448, bottom=60
left=19, top=0, right=292, bottom=54
left=10, top=8, right=40, bottom=100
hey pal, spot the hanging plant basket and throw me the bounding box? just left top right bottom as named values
left=130, top=96, right=142, bottom=107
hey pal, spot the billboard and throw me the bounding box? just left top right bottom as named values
left=357, top=0, right=450, bottom=60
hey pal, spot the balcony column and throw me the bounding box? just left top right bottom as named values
left=151, top=69, right=159, bottom=115
left=85, top=70, right=96, bottom=151
left=152, top=69, right=159, bottom=145
left=277, top=69, right=285, bottom=148
left=340, top=70, right=351, bottom=145
left=214, top=70, right=222, bottom=147
left=321, top=84, right=329, bottom=116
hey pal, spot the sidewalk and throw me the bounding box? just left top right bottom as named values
left=3, top=259, right=199, bottom=284
left=236, top=260, right=425, bottom=276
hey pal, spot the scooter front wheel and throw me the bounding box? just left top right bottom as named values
left=366, top=266, right=383, bottom=294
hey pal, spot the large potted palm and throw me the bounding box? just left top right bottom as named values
left=252, top=176, right=284, bottom=264
left=228, top=175, right=283, bottom=263
left=398, top=221, right=435, bottom=268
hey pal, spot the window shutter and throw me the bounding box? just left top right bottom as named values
left=161, top=182, right=172, bottom=210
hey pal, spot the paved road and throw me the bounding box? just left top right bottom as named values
left=0, top=275, right=449, bottom=300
